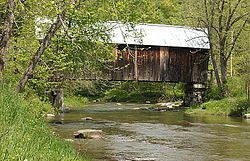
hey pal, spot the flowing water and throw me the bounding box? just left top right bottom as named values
left=50, top=103, right=250, bottom=161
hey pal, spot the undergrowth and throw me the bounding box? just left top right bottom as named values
left=0, top=85, right=87, bottom=161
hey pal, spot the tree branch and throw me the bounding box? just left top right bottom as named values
left=0, top=0, right=16, bottom=80
left=226, top=17, right=249, bottom=61
left=16, top=11, right=66, bottom=92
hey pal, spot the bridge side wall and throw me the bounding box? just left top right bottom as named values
left=108, top=46, right=209, bottom=84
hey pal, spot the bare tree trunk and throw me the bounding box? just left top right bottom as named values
left=0, top=0, right=16, bottom=81
left=220, top=56, right=227, bottom=85
left=16, top=12, right=65, bottom=92
left=210, top=43, right=222, bottom=87
left=204, top=0, right=222, bottom=87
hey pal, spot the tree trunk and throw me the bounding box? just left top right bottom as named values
left=0, top=0, right=16, bottom=81
left=209, top=38, right=222, bottom=87
left=210, top=49, right=222, bottom=87
left=220, top=56, right=227, bottom=85
left=50, top=88, right=65, bottom=111
left=16, top=12, right=65, bottom=92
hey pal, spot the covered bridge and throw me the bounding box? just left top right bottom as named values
left=103, top=22, right=210, bottom=84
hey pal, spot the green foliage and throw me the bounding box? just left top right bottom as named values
left=186, top=97, right=249, bottom=116
left=205, top=76, right=248, bottom=101
left=0, top=86, right=86, bottom=161
left=227, top=76, right=247, bottom=97
left=2, top=0, right=182, bottom=101
left=64, top=96, right=88, bottom=109
left=103, top=82, right=184, bottom=103
left=230, top=98, right=250, bottom=116
left=188, top=75, right=249, bottom=116
left=204, top=85, right=224, bottom=100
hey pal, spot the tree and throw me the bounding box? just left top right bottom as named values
left=179, top=0, right=250, bottom=93
left=14, top=0, right=171, bottom=93
left=0, top=0, right=15, bottom=81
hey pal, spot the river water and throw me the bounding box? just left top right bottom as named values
left=50, top=103, right=250, bottom=161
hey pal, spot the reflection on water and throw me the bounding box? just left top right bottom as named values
left=50, top=103, right=250, bottom=161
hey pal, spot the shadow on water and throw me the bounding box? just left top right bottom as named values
left=50, top=103, right=250, bottom=161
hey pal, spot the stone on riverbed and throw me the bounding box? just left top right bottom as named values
left=156, top=102, right=173, bottom=107
left=46, top=113, right=55, bottom=117
left=81, top=117, right=93, bottom=121
left=243, top=114, right=250, bottom=119
left=74, top=129, right=103, bottom=139
left=65, top=139, right=74, bottom=142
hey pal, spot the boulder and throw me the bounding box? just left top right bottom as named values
left=243, top=114, right=250, bottom=119
left=74, top=129, right=103, bottom=139
left=46, top=113, right=55, bottom=117
left=81, top=117, right=93, bottom=121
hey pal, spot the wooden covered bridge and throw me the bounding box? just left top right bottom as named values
left=104, top=22, right=210, bottom=83
left=55, top=22, right=210, bottom=109
left=84, top=22, right=210, bottom=105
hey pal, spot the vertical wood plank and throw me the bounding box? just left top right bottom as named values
left=134, top=46, right=138, bottom=80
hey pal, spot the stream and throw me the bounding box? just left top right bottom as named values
left=50, top=103, right=250, bottom=161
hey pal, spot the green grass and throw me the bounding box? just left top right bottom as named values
left=0, top=86, right=87, bottom=161
left=186, top=97, right=249, bottom=116
left=187, top=76, right=250, bottom=117
left=64, top=96, right=89, bottom=109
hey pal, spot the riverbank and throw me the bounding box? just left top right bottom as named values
left=64, top=95, right=249, bottom=117
left=186, top=77, right=249, bottom=117
left=0, top=86, right=87, bottom=161
left=185, top=97, right=249, bottom=117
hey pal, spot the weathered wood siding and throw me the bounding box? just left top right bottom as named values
left=108, top=46, right=209, bottom=83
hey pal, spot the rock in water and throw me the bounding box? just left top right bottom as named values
left=46, top=113, right=55, bottom=117
left=65, top=139, right=74, bottom=142
left=81, top=117, right=93, bottom=121
left=243, top=114, right=250, bottom=119
left=74, top=129, right=103, bottom=139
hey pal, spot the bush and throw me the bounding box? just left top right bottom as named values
left=230, top=99, right=250, bottom=116
left=204, top=85, right=224, bottom=101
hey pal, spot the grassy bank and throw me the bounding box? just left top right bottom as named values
left=0, top=86, right=87, bottom=161
left=186, top=97, right=249, bottom=116
left=64, top=96, right=89, bottom=109
left=186, top=77, right=250, bottom=117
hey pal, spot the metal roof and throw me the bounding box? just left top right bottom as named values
left=107, top=22, right=210, bottom=49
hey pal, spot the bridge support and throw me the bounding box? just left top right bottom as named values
left=50, top=88, right=65, bottom=111
left=184, top=83, right=206, bottom=107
